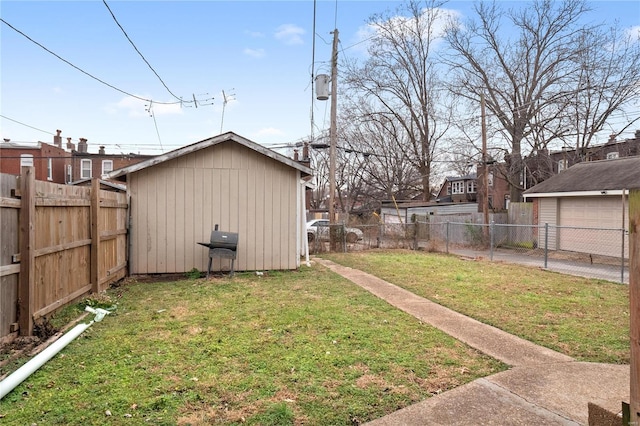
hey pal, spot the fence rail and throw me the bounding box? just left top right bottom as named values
left=309, top=219, right=629, bottom=284
left=0, top=168, right=128, bottom=340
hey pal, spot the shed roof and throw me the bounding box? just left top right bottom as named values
left=107, top=132, right=312, bottom=178
left=524, top=156, right=640, bottom=195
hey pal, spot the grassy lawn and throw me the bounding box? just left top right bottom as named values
left=0, top=265, right=504, bottom=425
left=322, top=250, right=630, bottom=364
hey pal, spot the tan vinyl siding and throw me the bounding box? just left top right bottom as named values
left=538, top=197, right=558, bottom=250
left=129, top=141, right=299, bottom=274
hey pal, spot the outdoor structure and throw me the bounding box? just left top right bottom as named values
left=435, top=173, right=478, bottom=204
left=69, top=138, right=154, bottom=182
left=108, top=132, right=312, bottom=274
left=523, top=156, right=640, bottom=258
left=0, top=131, right=70, bottom=184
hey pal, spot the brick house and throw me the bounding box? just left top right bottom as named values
left=69, top=138, right=154, bottom=182
left=0, top=130, right=71, bottom=183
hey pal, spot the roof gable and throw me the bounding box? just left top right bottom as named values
left=524, top=156, right=640, bottom=195
left=108, top=132, right=312, bottom=178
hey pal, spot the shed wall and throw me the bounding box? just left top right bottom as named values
left=128, top=141, right=299, bottom=273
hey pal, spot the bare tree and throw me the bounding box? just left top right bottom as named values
left=338, top=104, right=423, bottom=204
left=342, top=0, right=454, bottom=201
left=445, top=0, right=640, bottom=200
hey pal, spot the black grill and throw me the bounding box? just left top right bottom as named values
left=197, top=226, right=238, bottom=277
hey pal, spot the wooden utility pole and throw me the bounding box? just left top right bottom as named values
left=630, top=188, right=640, bottom=425
left=481, top=94, right=489, bottom=239
left=329, top=28, right=339, bottom=225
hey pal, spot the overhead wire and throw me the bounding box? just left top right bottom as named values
left=102, top=0, right=185, bottom=103
left=0, top=18, right=180, bottom=106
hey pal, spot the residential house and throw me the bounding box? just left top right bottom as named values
left=69, top=138, right=154, bottom=182
left=108, top=132, right=312, bottom=274
left=523, top=156, right=640, bottom=258
left=435, top=173, right=478, bottom=204
left=0, top=130, right=70, bottom=183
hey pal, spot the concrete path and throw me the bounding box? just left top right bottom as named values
left=313, top=258, right=630, bottom=426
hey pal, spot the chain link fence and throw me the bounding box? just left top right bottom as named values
left=308, top=219, right=629, bottom=284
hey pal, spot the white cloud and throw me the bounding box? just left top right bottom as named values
left=105, top=96, right=183, bottom=117
left=627, top=26, right=640, bottom=42
left=244, top=47, right=266, bottom=58
left=274, top=24, right=305, bottom=45
left=245, top=30, right=265, bottom=38
left=254, top=127, right=284, bottom=138
left=351, top=7, right=461, bottom=56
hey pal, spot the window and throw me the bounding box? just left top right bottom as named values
left=47, top=158, right=53, bottom=180
left=606, top=152, right=619, bottom=160
left=558, top=159, right=568, bottom=173
left=466, top=180, right=476, bottom=193
left=20, top=154, right=34, bottom=167
left=451, top=181, right=464, bottom=194
left=102, top=160, right=113, bottom=176
left=488, top=172, right=494, bottom=187
left=66, top=165, right=72, bottom=183
left=446, top=184, right=451, bottom=195
left=81, top=159, right=92, bottom=179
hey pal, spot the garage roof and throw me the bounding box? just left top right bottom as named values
left=107, top=131, right=312, bottom=178
left=524, top=156, right=640, bottom=196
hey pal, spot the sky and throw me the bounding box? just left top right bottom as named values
left=1, top=0, right=639, bottom=157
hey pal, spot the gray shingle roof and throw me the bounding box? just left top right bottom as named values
left=524, top=156, right=640, bottom=194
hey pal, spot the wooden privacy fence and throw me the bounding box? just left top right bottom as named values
left=0, top=168, right=128, bottom=339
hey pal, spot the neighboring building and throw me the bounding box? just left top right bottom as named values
left=108, top=132, right=312, bottom=274
left=0, top=130, right=71, bottom=183
left=69, top=138, right=154, bottom=183
left=523, top=156, right=640, bottom=258
left=435, top=173, right=478, bottom=204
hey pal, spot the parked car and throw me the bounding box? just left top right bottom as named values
left=306, top=219, right=364, bottom=243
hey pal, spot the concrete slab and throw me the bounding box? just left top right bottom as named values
left=311, top=257, right=631, bottom=426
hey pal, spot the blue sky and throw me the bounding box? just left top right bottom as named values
left=1, top=0, right=638, bottom=156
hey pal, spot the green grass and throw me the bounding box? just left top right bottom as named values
left=0, top=266, right=504, bottom=425
left=322, top=250, right=629, bottom=364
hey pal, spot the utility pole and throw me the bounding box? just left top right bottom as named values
left=481, top=94, right=489, bottom=236
left=329, top=29, right=339, bottom=225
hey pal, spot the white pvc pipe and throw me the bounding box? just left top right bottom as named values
left=0, top=307, right=110, bottom=400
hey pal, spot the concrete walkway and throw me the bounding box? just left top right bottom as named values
left=313, top=258, right=630, bottom=426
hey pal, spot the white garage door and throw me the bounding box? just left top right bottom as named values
left=558, top=197, right=627, bottom=257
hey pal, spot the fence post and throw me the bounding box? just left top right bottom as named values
left=628, top=188, right=640, bottom=426
left=90, top=178, right=100, bottom=293
left=544, top=223, right=549, bottom=269
left=622, top=227, right=627, bottom=284
left=446, top=221, right=450, bottom=254
left=18, top=166, right=35, bottom=336
left=490, top=221, right=494, bottom=261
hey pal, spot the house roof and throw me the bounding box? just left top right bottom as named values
left=523, top=156, right=640, bottom=196
left=107, top=132, right=313, bottom=178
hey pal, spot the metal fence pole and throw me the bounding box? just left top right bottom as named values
left=446, top=221, right=450, bottom=254
left=544, top=223, right=549, bottom=269
left=622, top=227, right=626, bottom=284
left=490, top=221, right=495, bottom=261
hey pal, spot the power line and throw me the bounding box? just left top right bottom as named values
left=0, top=115, right=55, bottom=136
left=0, top=18, right=180, bottom=105
left=102, top=0, right=184, bottom=103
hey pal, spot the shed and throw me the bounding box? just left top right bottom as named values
left=523, top=156, right=640, bottom=257
left=109, top=132, right=312, bottom=274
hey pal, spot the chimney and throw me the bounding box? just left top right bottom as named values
left=66, top=137, right=75, bottom=151
left=54, top=129, right=62, bottom=148
left=293, top=149, right=299, bottom=161
left=78, top=138, right=88, bottom=153
left=303, top=143, right=309, bottom=161
left=99, top=145, right=105, bottom=155
left=608, top=134, right=617, bottom=144
left=635, top=130, right=640, bottom=140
